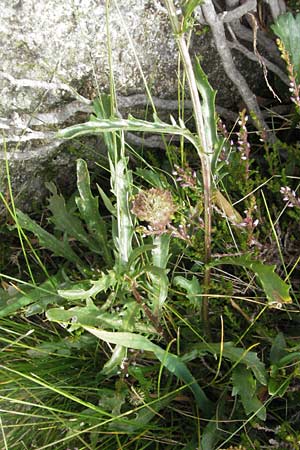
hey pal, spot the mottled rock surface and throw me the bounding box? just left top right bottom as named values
left=0, top=0, right=263, bottom=209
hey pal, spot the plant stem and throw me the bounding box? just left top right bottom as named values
left=165, top=0, right=212, bottom=339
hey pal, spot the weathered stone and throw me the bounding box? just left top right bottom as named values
left=0, top=0, right=266, bottom=209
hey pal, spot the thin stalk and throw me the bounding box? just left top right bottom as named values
left=165, top=0, right=212, bottom=338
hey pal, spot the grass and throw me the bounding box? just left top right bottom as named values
left=1, top=3, right=300, bottom=450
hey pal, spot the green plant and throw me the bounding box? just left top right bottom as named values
left=1, top=2, right=299, bottom=449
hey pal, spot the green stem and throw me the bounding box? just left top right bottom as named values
left=165, top=0, right=212, bottom=338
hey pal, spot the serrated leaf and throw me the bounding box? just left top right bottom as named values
left=76, top=159, right=112, bottom=265
left=146, top=264, right=169, bottom=314
left=0, top=275, right=62, bottom=318
left=270, top=332, right=287, bottom=365
left=194, top=56, right=221, bottom=171
left=173, top=275, right=202, bottom=308
left=232, top=365, right=266, bottom=420
left=46, top=182, right=100, bottom=254
left=57, top=271, right=116, bottom=300
left=16, top=210, right=82, bottom=266
left=271, top=12, right=300, bottom=83
left=57, top=116, right=199, bottom=150
left=209, top=255, right=292, bottom=308
left=46, top=303, right=123, bottom=330
left=47, top=296, right=156, bottom=335
left=83, top=328, right=214, bottom=416
left=183, top=341, right=267, bottom=385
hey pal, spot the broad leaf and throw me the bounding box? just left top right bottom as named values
left=183, top=341, right=267, bottom=386
left=173, top=275, right=202, bottom=308
left=83, top=328, right=214, bottom=416
left=46, top=182, right=100, bottom=254
left=232, top=365, right=266, bottom=420
left=209, top=255, right=292, bottom=308
left=270, top=332, right=287, bottom=365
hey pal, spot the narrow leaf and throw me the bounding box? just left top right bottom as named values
left=194, top=56, right=221, bottom=170
left=97, top=184, right=116, bottom=216
left=57, top=116, right=199, bottom=150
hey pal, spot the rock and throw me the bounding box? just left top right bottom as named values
left=0, top=0, right=266, bottom=210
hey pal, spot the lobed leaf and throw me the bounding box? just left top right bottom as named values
left=75, top=159, right=112, bottom=265
left=232, top=365, right=266, bottom=420
left=46, top=182, right=100, bottom=254
left=57, top=115, right=199, bottom=151
left=0, top=275, right=62, bottom=318
left=16, top=210, right=83, bottom=266
left=173, top=275, right=202, bottom=309
left=209, top=255, right=292, bottom=308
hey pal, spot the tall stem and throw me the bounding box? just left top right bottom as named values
left=165, top=0, right=212, bottom=338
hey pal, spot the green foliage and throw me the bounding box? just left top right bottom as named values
left=182, top=0, right=203, bottom=31
left=2, top=5, right=300, bottom=450
left=271, top=12, right=300, bottom=83
left=232, top=365, right=266, bottom=420
left=76, top=158, right=112, bottom=265
left=210, top=255, right=292, bottom=308
left=173, top=275, right=202, bottom=309
left=193, top=56, right=222, bottom=171
left=82, top=327, right=214, bottom=416
left=16, top=209, right=83, bottom=267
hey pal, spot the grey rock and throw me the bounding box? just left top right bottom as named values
left=0, top=0, right=265, bottom=210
